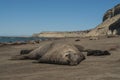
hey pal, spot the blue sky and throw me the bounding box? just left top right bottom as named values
left=0, top=0, right=120, bottom=36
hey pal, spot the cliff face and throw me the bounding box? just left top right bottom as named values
left=86, top=14, right=120, bottom=36
left=33, top=4, right=120, bottom=38
left=103, top=4, right=120, bottom=21
left=32, top=31, right=90, bottom=38
left=86, top=4, right=120, bottom=37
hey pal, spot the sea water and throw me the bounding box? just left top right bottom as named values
left=0, top=37, right=45, bottom=43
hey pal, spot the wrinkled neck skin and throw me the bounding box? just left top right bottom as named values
left=68, top=52, right=85, bottom=66
left=68, top=54, right=80, bottom=66
left=37, top=50, right=85, bottom=66
left=37, top=57, right=69, bottom=65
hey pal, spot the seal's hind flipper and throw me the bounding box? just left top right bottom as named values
left=10, top=55, right=29, bottom=60
left=20, top=49, right=34, bottom=55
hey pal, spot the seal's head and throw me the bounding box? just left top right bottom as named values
left=64, top=51, right=85, bottom=66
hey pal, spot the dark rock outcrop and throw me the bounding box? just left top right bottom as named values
left=103, top=4, right=120, bottom=21
left=103, top=9, right=114, bottom=22
left=109, top=18, right=120, bottom=35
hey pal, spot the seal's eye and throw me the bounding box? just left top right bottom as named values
left=64, top=53, right=71, bottom=59
left=65, top=54, right=69, bottom=57
left=64, top=51, right=72, bottom=57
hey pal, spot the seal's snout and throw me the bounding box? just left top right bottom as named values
left=69, top=62, right=78, bottom=66
left=65, top=52, right=83, bottom=66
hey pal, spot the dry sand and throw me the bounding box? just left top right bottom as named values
left=0, top=37, right=120, bottom=80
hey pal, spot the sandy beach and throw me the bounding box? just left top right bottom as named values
left=0, top=37, right=120, bottom=80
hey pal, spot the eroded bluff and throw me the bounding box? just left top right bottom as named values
left=103, top=4, right=120, bottom=21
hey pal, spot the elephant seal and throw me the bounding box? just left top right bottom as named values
left=86, top=50, right=111, bottom=56
left=11, top=42, right=85, bottom=66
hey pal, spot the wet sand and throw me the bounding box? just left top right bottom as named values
left=0, top=37, right=120, bottom=80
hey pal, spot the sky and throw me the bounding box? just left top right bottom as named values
left=0, top=0, right=120, bottom=36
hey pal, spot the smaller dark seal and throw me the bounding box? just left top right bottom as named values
left=86, top=50, right=111, bottom=56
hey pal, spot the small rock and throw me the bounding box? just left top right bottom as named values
left=89, top=37, right=99, bottom=40
left=75, top=39, right=80, bottom=41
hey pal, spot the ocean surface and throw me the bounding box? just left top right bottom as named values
left=0, top=37, right=46, bottom=43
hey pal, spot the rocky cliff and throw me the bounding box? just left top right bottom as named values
left=86, top=4, right=120, bottom=37
left=86, top=14, right=120, bottom=36
left=103, top=4, right=120, bottom=21
left=32, top=31, right=90, bottom=38
left=33, top=4, right=120, bottom=38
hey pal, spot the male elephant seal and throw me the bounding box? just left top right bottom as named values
left=11, top=42, right=85, bottom=66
